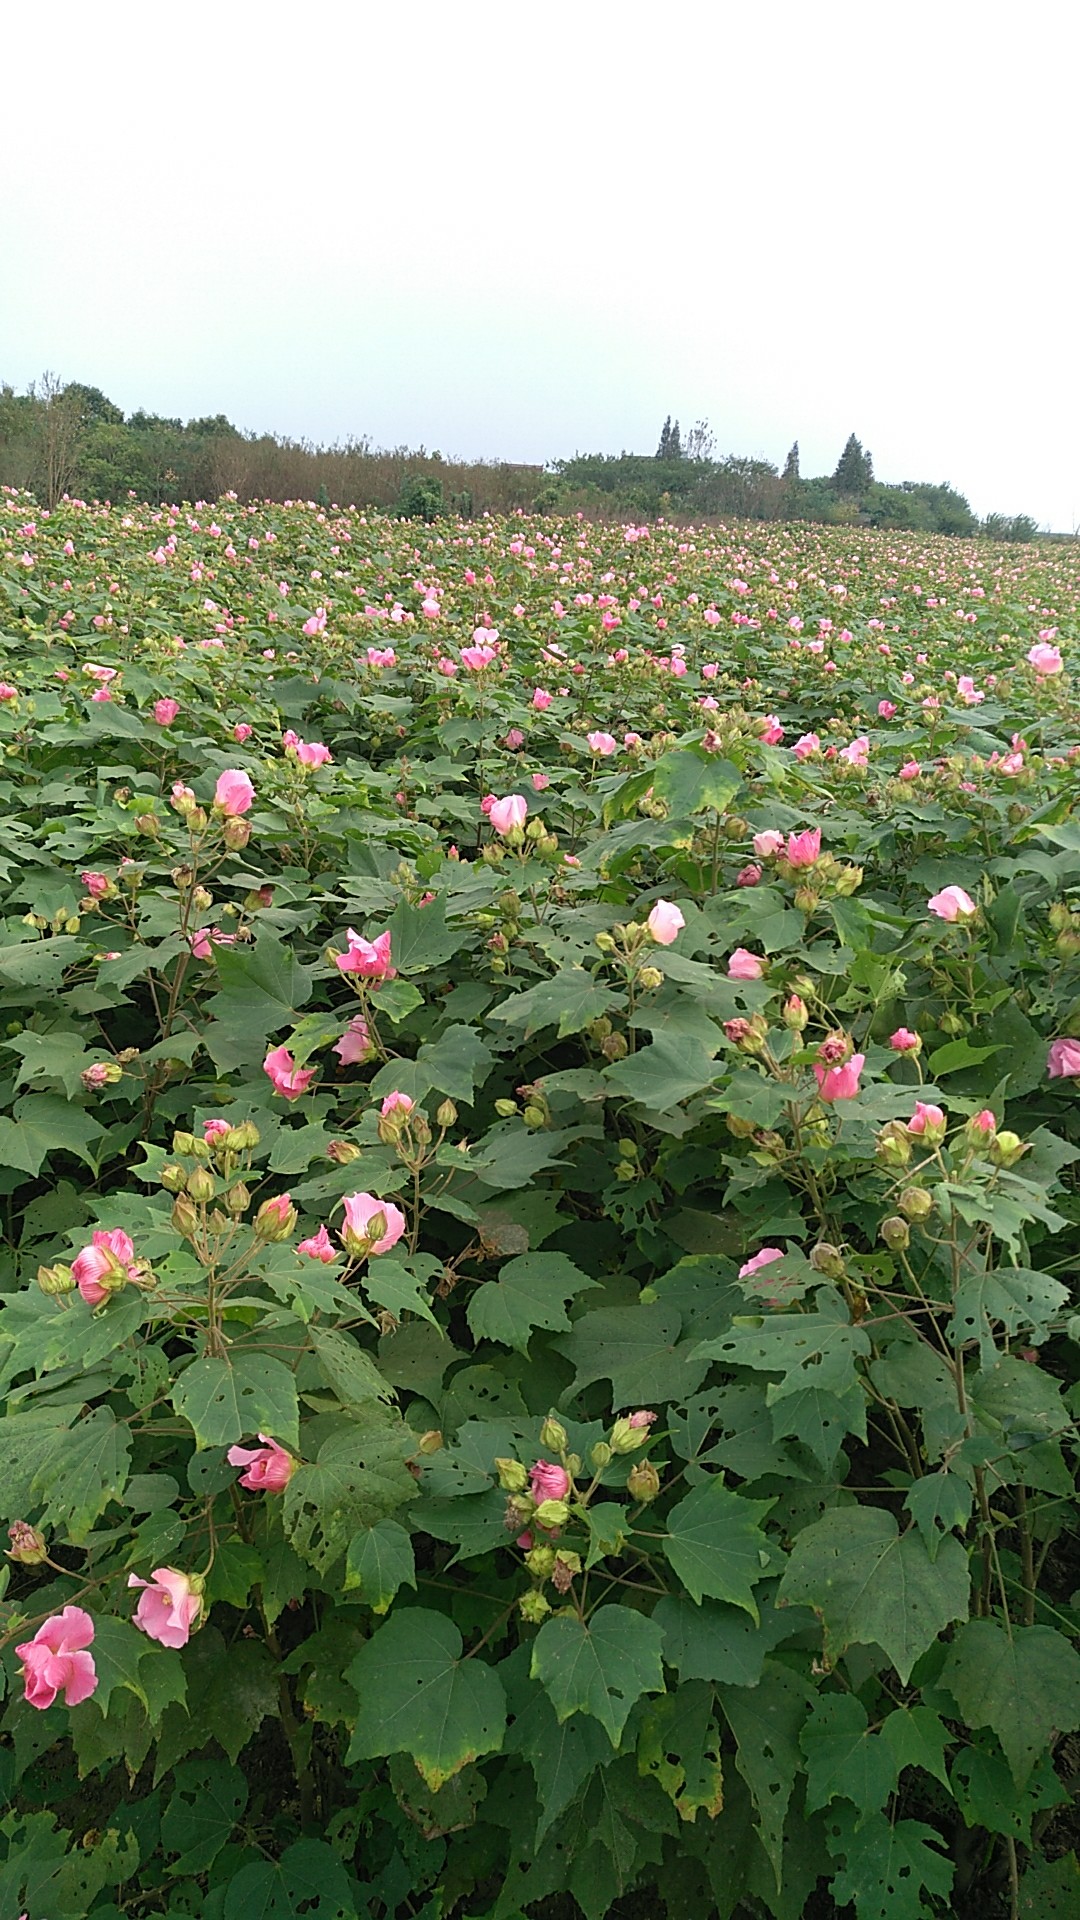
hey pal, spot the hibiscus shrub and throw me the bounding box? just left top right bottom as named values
left=1, top=494, right=1080, bottom=1919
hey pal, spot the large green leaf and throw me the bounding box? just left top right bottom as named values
left=698, top=1306, right=871, bottom=1405
left=204, top=931, right=314, bottom=1067
left=172, top=1351, right=299, bottom=1450
left=826, top=1807, right=954, bottom=1920
left=502, top=1647, right=612, bottom=1841
left=603, top=1032, right=719, bottom=1111
left=283, top=1408, right=417, bottom=1573
left=799, top=1692, right=897, bottom=1823
left=487, top=971, right=621, bottom=1040
left=222, top=1839, right=356, bottom=1920
left=530, top=1605, right=665, bottom=1746
left=719, top=1659, right=812, bottom=1888
left=383, top=894, right=464, bottom=972
left=309, top=1327, right=395, bottom=1411
left=0, top=1093, right=104, bottom=1177
left=652, top=749, right=742, bottom=818
left=941, top=1621, right=1080, bottom=1785
left=33, top=1406, right=132, bottom=1542
left=161, top=1756, right=248, bottom=1875
left=554, top=1302, right=710, bottom=1407
left=343, top=1518, right=416, bottom=1613
left=345, top=1607, right=506, bottom=1788
left=467, top=1250, right=598, bottom=1352
left=655, top=1594, right=806, bottom=1688
left=661, top=1477, right=777, bottom=1619
left=777, top=1506, right=970, bottom=1683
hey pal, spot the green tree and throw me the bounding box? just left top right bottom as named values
left=833, top=433, right=873, bottom=496
left=783, top=441, right=800, bottom=482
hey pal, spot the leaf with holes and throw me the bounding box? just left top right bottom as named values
left=466, top=1250, right=599, bottom=1353
left=719, top=1659, right=813, bottom=1888
left=161, top=1756, right=248, bottom=1874
left=344, top=1518, right=416, bottom=1613
left=698, top=1308, right=871, bottom=1405
left=172, top=1352, right=299, bottom=1451
left=530, top=1605, right=665, bottom=1746
left=941, top=1621, right=1080, bottom=1785
left=825, top=1807, right=954, bottom=1920
left=800, top=1693, right=897, bottom=1824
left=661, top=1477, right=777, bottom=1620
left=222, top=1838, right=356, bottom=1919
left=345, top=1607, right=506, bottom=1789
left=284, top=1408, right=418, bottom=1574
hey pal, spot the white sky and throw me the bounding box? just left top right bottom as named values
left=3, top=1, right=1078, bottom=528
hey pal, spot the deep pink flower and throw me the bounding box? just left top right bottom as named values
left=203, top=1118, right=232, bottom=1142
left=737, top=862, right=763, bottom=887
left=335, top=929, right=395, bottom=979
left=899, top=760, right=921, bottom=780
left=227, top=1434, right=296, bottom=1491
left=233, top=722, right=253, bottom=742
left=877, top=700, right=897, bottom=720
left=298, top=1224, right=338, bottom=1262
left=970, top=1109, right=997, bottom=1133
left=81, top=870, right=110, bottom=898
left=153, top=698, right=180, bottom=726
left=728, top=948, right=765, bottom=980
left=785, top=828, right=821, bottom=868
left=263, top=1044, right=316, bottom=1100
left=529, top=1460, right=570, bottom=1502
left=214, top=769, right=255, bottom=816
left=889, top=1028, right=921, bottom=1053
left=759, top=716, right=785, bottom=745
left=16, top=1607, right=98, bottom=1710
left=128, top=1568, right=202, bottom=1648
left=72, top=1229, right=138, bottom=1308
left=907, top=1101, right=946, bottom=1139
left=813, top=1053, right=865, bottom=1102
left=1048, top=1038, right=1080, bottom=1078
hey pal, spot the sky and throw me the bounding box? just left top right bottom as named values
left=3, top=1, right=1078, bottom=528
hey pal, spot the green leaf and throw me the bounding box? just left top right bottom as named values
left=826, top=1809, right=954, bottom=1920
left=82, top=1615, right=152, bottom=1717
left=652, top=749, right=742, bottom=818
left=879, top=1706, right=952, bottom=1789
left=637, top=1681, right=725, bottom=1821
left=416, top=1023, right=495, bottom=1103
left=3, top=1030, right=95, bottom=1098
left=530, top=1605, right=665, bottom=1746
left=655, top=1594, right=806, bottom=1687
left=603, top=1032, right=719, bottom=1111
left=699, top=1306, right=870, bottom=1404
left=903, top=1471, right=973, bottom=1557
left=172, top=1351, right=299, bottom=1450
left=283, top=1408, right=418, bottom=1573
left=950, top=1743, right=1067, bottom=1843
left=777, top=1506, right=970, bottom=1683
left=33, top=1406, right=132, bottom=1543
left=800, top=1693, right=897, bottom=1824
left=948, top=1266, right=1069, bottom=1368
left=487, top=971, right=621, bottom=1041
left=345, top=1607, right=506, bottom=1788
left=204, top=931, right=314, bottom=1067
left=161, top=1756, right=248, bottom=1875
left=466, top=1250, right=599, bottom=1353
left=309, top=1326, right=395, bottom=1410
left=554, top=1302, right=710, bottom=1407
left=343, top=1518, right=416, bottom=1612
left=503, top=1646, right=612, bottom=1841
left=0, top=1093, right=104, bottom=1177
left=927, top=1037, right=1005, bottom=1075
left=941, top=1621, right=1080, bottom=1785
left=719, top=1660, right=812, bottom=1889
left=153, top=1627, right=277, bottom=1772
left=381, top=893, right=464, bottom=973
left=222, top=1838, right=357, bottom=1920
left=662, top=1477, right=776, bottom=1619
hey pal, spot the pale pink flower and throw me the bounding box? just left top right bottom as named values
left=16, top=1607, right=98, bottom=1710
left=1048, top=1038, right=1080, bottom=1078
left=531, top=772, right=550, bottom=792
left=340, top=1191, right=407, bottom=1257
left=728, top=948, right=765, bottom=979
left=335, top=929, right=395, bottom=979
left=785, top=828, right=821, bottom=868
left=647, top=900, right=685, bottom=945
left=899, top=761, right=921, bottom=780
left=380, top=1091, right=414, bottom=1118
left=489, top=794, right=528, bottom=836
left=907, top=1101, right=946, bottom=1138
left=840, top=736, right=870, bottom=767
left=203, top=1118, right=232, bottom=1142
left=759, top=716, right=785, bottom=745
left=334, top=1015, right=374, bottom=1064
left=532, top=688, right=553, bottom=710
left=81, top=870, right=110, bottom=898
left=792, top=732, right=820, bottom=760
left=752, top=830, right=785, bottom=859
left=1027, top=643, right=1062, bottom=675
left=928, top=885, right=977, bottom=922
left=263, top=1044, right=316, bottom=1100
left=460, top=643, right=499, bottom=670
left=214, top=769, right=255, bottom=815
left=227, top=1434, right=296, bottom=1491
left=970, top=1110, right=997, bottom=1133
left=877, top=700, right=897, bottom=719
left=813, top=1052, right=865, bottom=1102
left=128, top=1568, right=202, bottom=1648
left=586, top=731, right=617, bottom=756
left=739, top=1247, right=784, bottom=1280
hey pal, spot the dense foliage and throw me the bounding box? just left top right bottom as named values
left=1, top=494, right=1080, bottom=1920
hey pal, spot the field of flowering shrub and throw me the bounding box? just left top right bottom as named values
left=2, top=490, right=1080, bottom=1920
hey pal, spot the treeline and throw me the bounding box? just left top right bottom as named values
left=0, top=376, right=1044, bottom=540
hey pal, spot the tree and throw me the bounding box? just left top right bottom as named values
left=655, top=417, right=683, bottom=460
left=833, top=434, right=873, bottom=496
left=782, top=441, right=800, bottom=482
left=684, top=419, right=715, bottom=462
left=29, top=371, right=85, bottom=508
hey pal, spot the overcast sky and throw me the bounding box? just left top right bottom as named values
left=4, top=2, right=1078, bottom=528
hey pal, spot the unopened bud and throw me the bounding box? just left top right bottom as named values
left=327, top=1139, right=361, bottom=1164
left=590, top=1441, right=613, bottom=1471
left=637, top=965, right=663, bottom=991
left=222, top=816, right=251, bottom=851
left=594, top=932, right=617, bottom=954
left=171, top=1196, right=199, bottom=1240
left=880, top=1216, right=910, bottom=1250
left=540, top=1416, right=568, bottom=1454
left=627, top=1460, right=661, bottom=1503
left=601, top=1031, right=628, bottom=1061
left=7, top=1522, right=48, bottom=1565
left=610, top=1415, right=654, bottom=1454
left=783, top=995, right=809, bottom=1031
left=876, top=1122, right=912, bottom=1168
left=159, top=1164, right=186, bottom=1193
left=186, top=1166, right=216, bottom=1203
left=172, top=1131, right=196, bottom=1157
left=133, top=813, right=159, bottom=836
left=37, top=1262, right=76, bottom=1296
left=417, top=1429, right=443, bottom=1455
left=523, top=1104, right=546, bottom=1129
left=192, top=885, right=213, bottom=913
left=834, top=865, right=864, bottom=897
left=899, top=1186, right=934, bottom=1222
left=435, top=1099, right=457, bottom=1129
left=225, top=1182, right=251, bottom=1216
left=494, top=1098, right=518, bottom=1118
left=809, top=1243, right=845, bottom=1279
left=989, top=1129, right=1027, bottom=1168
left=534, top=1497, right=570, bottom=1530
left=495, top=1457, right=529, bottom=1493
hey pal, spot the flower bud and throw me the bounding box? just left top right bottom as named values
left=834, top=864, right=864, bottom=897
left=989, top=1129, right=1027, bottom=1167
left=594, top=932, right=617, bottom=954
left=417, top=1429, right=444, bottom=1455
left=534, top=1498, right=570, bottom=1531
left=794, top=885, right=820, bottom=912
left=783, top=995, right=809, bottom=1031
left=435, top=1099, right=457, bottom=1129
left=601, top=1031, right=628, bottom=1061
left=627, top=1460, right=661, bottom=1503
left=880, top=1216, right=910, bottom=1250
left=172, top=1131, right=196, bottom=1157
left=495, top=1457, right=529, bottom=1493
left=186, top=1166, right=216, bottom=1203
left=523, top=1104, right=546, bottom=1129
left=225, top=1182, right=251, bottom=1216
left=519, top=1589, right=551, bottom=1623
left=494, top=1098, right=519, bottom=1118
left=540, top=1416, right=568, bottom=1454
left=899, top=1186, right=934, bottom=1221
left=255, top=1194, right=297, bottom=1241
left=159, top=1163, right=186, bottom=1193
left=809, top=1243, right=845, bottom=1279
left=610, top=1415, right=654, bottom=1454
left=171, top=1196, right=200, bottom=1240
left=7, top=1521, right=48, bottom=1565
left=876, top=1122, right=912, bottom=1168
left=133, top=812, right=159, bottom=836
left=637, top=965, right=663, bottom=991
left=327, top=1139, right=361, bottom=1164
left=229, top=1120, right=262, bottom=1150
left=525, top=1545, right=557, bottom=1578
left=37, top=1262, right=76, bottom=1296
left=725, top=1112, right=757, bottom=1139
left=590, top=1441, right=613, bottom=1471
left=222, top=816, right=251, bottom=851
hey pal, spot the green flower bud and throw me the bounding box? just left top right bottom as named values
left=809, top=1243, right=845, bottom=1279
left=989, top=1129, right=1027, bottom=1167
left=899, top=1186, right=934, bottom=1222
left=637, top=965, right=663, bottom=991
left=171, top=1196, right=200, bottom=1240
left=519, top=1590, right=551, bottom=1624
left=627, top=1460, right=661, bottom=1503
left=494, top=1098, right=519, bottom=1118
left=880, top=1216, right=910, bottom=1250
left=186, top=1166, right=216, bottom=1203
left=590, top=1441, right=613, bottom=1471
left=417, top=1429, right=444, bottom=1455
left=254, top=1194, right=297, bottom=1241
left=523, top=1105, right=546, bottom=1129
left=495, top=1457, right=529, bottom=1493
left=539, top=1417, right=568, bottom=1454
left=436, top=1099, right=457, bottom=1129
left=534, top=1497, right=570, bottom=1530
left=159, top=1164, right=187, bottom=1193
left=37, top=1262, right=76, bottom=1297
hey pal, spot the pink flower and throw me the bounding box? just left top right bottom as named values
left=203, top=1118, right=232, bottom=1142
left=739, top=1247, right=784, bottom=1280
left=530, top=1460, right=571, bottom=1502
left=263, top=1044, right=316, bottom=1100
left=785, top=828, right=821, bottom=868
left=877, top=700, right=897, bottom=720
left=907, top=1100, right=946, bottom=1138
left=814, top=1053, right=865, bottom=1102
left=380, top=1091, right=414, bottom=1117
left=16, top=1607, right=98, bottom=1710
left=899, top=761, right=921, bottom=780
left=72, top=1229, right=138, bottom=1308
left=627, top=1409, right=656, bottom=1430
left=504, top=728, right=525, bottom=750
left=128, top=1568, right=202, bottom=1649
left=1028, top=643, right=1062, bottom=675
left=81, top=870, right=110, bottom=898
left=333, top=1015, right=374, bottom=1064
left=292, top=739, right=333, bottom=767
left=889, top=1028, right=921, bottom=1053
left=489, top=794, right=528, bottom=836
left=759, top=716, right=785, bottom=745
left=1048, top=1038, right=1080, bottom=1079
left=587, top=731, right=617, bottom=756
left=233, top=722, right=253, bottom=742
left=792, top=732, right=820, bottom=760
left=335, top=929, right=395, bottom=979
left=928, top=885, right=977, bottom=922
left=298, top=1224, right=338, bottom=1262
left=840, top=736, right=870, bottom=767
left=647, top=900, right=685, bottom=946
left=531, top=772, right=550, bottom=792
left=340, top=1191, right=407, bottom=1257
left=752, top=830, right=785, bottom=860
left=532, top=688, right=553, bottom=709
left=227, top=1434, right=297, bottom=1491
left=214, top=769, right=255, bottom=816
left=737, top=862, right=762, bottom=886
left=460, top=643, right=499, bottom=670
left=970, top=1109, right=997, bottom=1133
left=728, top=948, right=765, bottom=979
left=153, top=698, right=180, bottom=726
